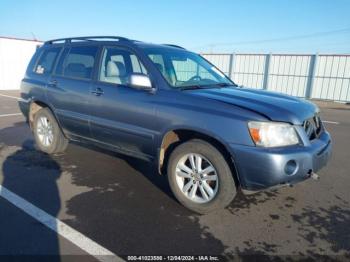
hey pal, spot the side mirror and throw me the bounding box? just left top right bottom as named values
left=129, top=74, right=153, bottom=91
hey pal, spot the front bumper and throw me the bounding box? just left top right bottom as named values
left=229, top=131, right=332, bottom=191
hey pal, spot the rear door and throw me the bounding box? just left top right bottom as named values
left=47, top=44, right=99, bottom=138
left=89, top=46, right=157, bottom=159
left=24, top=46, right=62, bottom=105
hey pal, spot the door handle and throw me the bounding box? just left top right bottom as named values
left=48, top=80, right=58, bottom=88
left=91, top=87, right=104, bottom=96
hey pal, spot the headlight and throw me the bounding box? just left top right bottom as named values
left=248, top=121, right=299, bottom=147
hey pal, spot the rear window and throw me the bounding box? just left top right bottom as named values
left=34, top=47, right=61, bottom=75
left=55, top=46, right=98, bottom=80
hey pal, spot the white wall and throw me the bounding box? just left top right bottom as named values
left=203, top=53, right=350, bottom=102
left=0, top=37, right=41, bottom=90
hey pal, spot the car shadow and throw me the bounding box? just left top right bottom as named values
left=0, top=139, right=61, bottom=260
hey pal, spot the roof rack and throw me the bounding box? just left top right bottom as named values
left=44, top=36, right=132, bottom=45
left=163, top=44, right=186, bottom=49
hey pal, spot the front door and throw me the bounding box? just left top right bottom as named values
left=89, top=46, right=157, bottom=159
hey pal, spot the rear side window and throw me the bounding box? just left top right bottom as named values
left=34, top=47, right=61, bottom=75
left=56, top=46, right=98, bottom=80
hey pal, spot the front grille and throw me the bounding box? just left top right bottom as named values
left=303, top=115, right=322, bottom=140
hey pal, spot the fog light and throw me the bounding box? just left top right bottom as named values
left=285, top=160, right=297, bottom=176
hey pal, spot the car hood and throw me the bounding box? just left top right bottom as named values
left=187, top=87, right=318, bottom=125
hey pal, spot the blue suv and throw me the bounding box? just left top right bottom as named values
left=19, top=36, right=332, bottom=213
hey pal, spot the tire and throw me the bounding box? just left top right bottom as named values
left=167, top=139, right=236, bottom=214
left=32, top=107, right=68, bottom=154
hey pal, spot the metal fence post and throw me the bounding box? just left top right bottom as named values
left=228, top=53, right=235, bottom=79
left=263, top=53, right=272, bottom=90
left=305, top=53, right=318, bottom=99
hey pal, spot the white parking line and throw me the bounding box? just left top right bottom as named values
left=0, top=185, right=123, bottom=262
left=0, top=113, right=22, bottom=118
left=0, top=93, right=22, bottom=100
left=323, top=120, right=340, bottom=125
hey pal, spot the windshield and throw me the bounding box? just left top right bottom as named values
left=143, top=47, right=234, bottom=89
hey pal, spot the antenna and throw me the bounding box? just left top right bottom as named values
left=31, top=32, right=37, bottom=41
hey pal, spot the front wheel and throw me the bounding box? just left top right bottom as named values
left=167, top=139, right=236, bottom=214
left=33, top=108, right=68, bottom=154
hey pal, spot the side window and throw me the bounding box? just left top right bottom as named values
left=54, top=48, right=69, bottom=75
left=99, top=47, right=148, bottom=85
left=56, top=46, right=98, bottom=80
left=130, top=54, right=147, bottom=74
left=34, top=47, right=61, bottom=75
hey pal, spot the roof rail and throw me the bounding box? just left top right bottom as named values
left=163, top=44, right=186, bottom=50
left=44, top=36, right=132, bottom=45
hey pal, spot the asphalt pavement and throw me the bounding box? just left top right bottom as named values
left=0, top=90, right=349, bottom=261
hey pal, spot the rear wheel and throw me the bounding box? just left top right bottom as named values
left=33, top=108, right=68, bottom=154
left=167, top=139, right=236, bottom=214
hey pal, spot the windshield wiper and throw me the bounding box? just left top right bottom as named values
left=179, top=85, right=211, bottom=91
left=179, top=82, right=238, bottom=90
left=213, top=83, right=238, bottom=87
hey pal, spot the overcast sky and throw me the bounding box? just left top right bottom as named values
left=1, top=0, right=349, bottom=53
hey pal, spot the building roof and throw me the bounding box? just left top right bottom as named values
left=0, top=36, right=43, bottom=43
